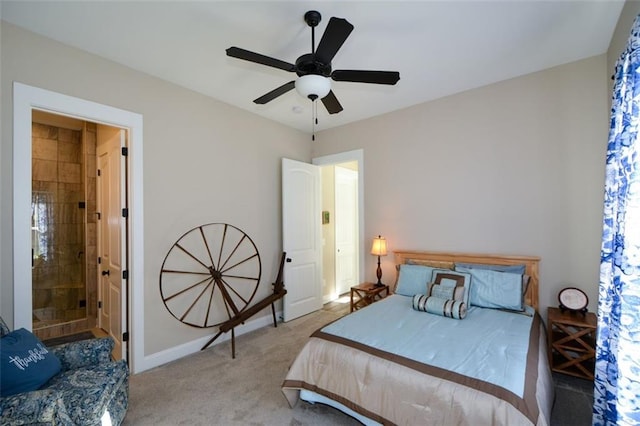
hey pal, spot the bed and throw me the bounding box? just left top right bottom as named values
left=282, top=250, right=554, bottom=425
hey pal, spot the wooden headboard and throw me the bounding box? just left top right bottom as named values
left=394, top=250, right=541, bottom=312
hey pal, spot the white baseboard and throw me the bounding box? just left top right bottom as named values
left=136, top=311, right=279, bottom=373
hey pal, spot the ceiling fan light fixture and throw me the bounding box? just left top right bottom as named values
left=295, top=74, right=330, bottom=101
left=226, top=10, right=398, bottom=115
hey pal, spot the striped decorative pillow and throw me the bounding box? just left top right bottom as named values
left=430, top=269, right=471, bottom=307
left=412, top=294, right=467, bottom=320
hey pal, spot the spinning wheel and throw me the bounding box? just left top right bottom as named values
left=159, top=223, right=261, bottom=328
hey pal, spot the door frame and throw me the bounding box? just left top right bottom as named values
left=313, top=149, right=365, bottom=292
left=12, top=82, right=145, bottom=372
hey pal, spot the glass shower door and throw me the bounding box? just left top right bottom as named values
left=31, top=121, right=87, bottom=334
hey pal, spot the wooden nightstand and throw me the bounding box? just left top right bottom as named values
left=547, top=306, right=597, bottom=380
left=350, top=282, right=390, bottom=312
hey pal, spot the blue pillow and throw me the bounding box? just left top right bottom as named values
left=0, top=328, right=61, bottom=397
left=457, top=267, right=524, bottom=311
left=454, top=262, right=526, bottom=275
left=395, top=264, right=434, bottom=296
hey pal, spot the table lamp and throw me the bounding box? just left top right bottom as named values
left=371, top=235, right=387, bottom=287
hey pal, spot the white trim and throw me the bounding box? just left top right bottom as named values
left=13, top=85, right=32, bottom=331
left=12, top=82, right=146, bottom=373
left=312, top=149, right=365, bottom=286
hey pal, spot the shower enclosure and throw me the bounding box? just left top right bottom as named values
left=31, top=112, right=98, bottom=339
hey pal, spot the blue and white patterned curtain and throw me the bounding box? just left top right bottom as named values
left=594, top=14, right=640, bottom=425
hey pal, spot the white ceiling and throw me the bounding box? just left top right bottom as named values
left=1, top=1, right=624, bottom=133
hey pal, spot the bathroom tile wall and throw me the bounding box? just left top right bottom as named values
left=32, top=122, right=87, bottom=327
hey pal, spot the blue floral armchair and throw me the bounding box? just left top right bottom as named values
left=0, top=316, right=129, bottom=425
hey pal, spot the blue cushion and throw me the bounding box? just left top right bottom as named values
left=0, top=328, right=61, bottom=397
left=457, top=267, right=524, bottom=311
left=395, top=264, right=434, bottom=296
left=454, top=262, right=526, bottom=275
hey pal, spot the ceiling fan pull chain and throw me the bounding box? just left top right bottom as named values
left=312, top=101, right=316, bottom=141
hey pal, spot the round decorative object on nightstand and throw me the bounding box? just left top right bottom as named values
left=558, top=287, right=589, bottom=314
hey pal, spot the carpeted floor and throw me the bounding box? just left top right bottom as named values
left=551, top=373, right=594, bottom=426
left=123, top=304, right=359, bottom=425
left=123, top=300, right=595, bottom=425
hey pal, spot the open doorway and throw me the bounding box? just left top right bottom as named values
left=13, top=82, right=144, bottom=370
left=320, top=162, right=359, bottom=301
left=29, top=111, right=128, bottom=360
left=313, top=150, right=364, bottom=303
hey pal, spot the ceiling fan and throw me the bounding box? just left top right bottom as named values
left=226, top=10, right=400, bottom=115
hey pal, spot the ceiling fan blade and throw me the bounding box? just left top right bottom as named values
left=331, top=70, right=400, bottom=85
left=315, top=17, right=354, bottom=64
left=321, top=90, right=343, bottom=114
left=226, top=47, right=295, bottom=72
left=253, top=81, right=296, bottom=104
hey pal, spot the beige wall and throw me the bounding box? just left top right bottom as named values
left=0, top=22, right=309, bottom=355
left=313, top=54, right=609, bottom=318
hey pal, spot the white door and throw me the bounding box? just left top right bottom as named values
left=97, top=124, right=127, bottom=360
left=335, top=166, right=359, bottom=295
left=282, top=158, right=322, bottom=322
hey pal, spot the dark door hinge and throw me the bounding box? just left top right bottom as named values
left=98, top=256, right=101, bottom=264
left=98, top=301, right=102, bottom=309
left=97, top=169, right=101, bottom=177
left=122, top=208, right=128, bottom=218
left=122, top=147, right=129, bottom=156
left=122, top=270, right=129, bottom=280
left=122, top=332, right=129, bottom=342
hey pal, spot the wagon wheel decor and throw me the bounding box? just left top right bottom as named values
left=159, top=223, right=262, bottom=329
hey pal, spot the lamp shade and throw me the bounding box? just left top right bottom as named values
left=295, top=74, right=331, bottom=100
left=371, top=236, right=387, bottom=256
